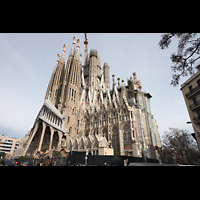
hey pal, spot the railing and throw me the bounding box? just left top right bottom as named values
left=186, top=85, right=200, bottom=98
left=190, top=100, right=200, bottom=110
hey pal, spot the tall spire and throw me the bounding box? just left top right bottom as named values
left=75, top=39, right=81, bottom=60
left=50, top=44, right=66, bottom=107
left=76, top=39, right=80, bottom=51
left=60, top=44, right=66, bottom=64
left=103, top=63, right=110, bottom=90
left=70, top=36, right=76, bottom=56
left=45, top=54, right=60, bottom=100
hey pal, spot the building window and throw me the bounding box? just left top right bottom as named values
left=123, top=125, right=131, bottom=141
left=67, top=116, right=70, bottom=124
left=193, top=97, right=198, bottom=106
left=69, top=127, right=72, bottom=134
left=197, top=79, right=200, bottom=86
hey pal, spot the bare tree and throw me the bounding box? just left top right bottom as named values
left=161, top=128, right=199, bottom=165
left=158, top=33, right=200, bottom=86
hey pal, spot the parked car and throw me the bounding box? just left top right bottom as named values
left=21, top=162, right=28, bottom=166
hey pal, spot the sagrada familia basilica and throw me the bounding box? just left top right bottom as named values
left=16, top=34, right=161, bottom=159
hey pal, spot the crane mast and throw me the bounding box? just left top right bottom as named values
left=84, top=33, right=88, bottom=64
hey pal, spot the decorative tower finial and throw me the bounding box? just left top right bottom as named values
left=112, top=74, right=115, bottom=83
left=133, top=72, right=137, bottom=83
left=76, top=39, right=80, bottom=50
left=73, top=36, right=76, bottom=47
left=112, top=74, right=116, bottom=90
left=56, top=54, right=60, bottom=64
left=63, top=44, right=66, bottom=53
left=117, top=78, right=120, bottom=86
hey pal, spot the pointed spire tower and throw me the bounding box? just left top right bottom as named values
left=45, top=54, right=60, bottom=100
left=60, top=38, right=82, bottom=137
left=49, top=44, right=66, bottom=107
left=58, top=37, right=76, bottom=111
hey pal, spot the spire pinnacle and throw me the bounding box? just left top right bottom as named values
left=73, top=36, right=76, bottom=47
left=70, top=37, right=76, bottom=56
left=56, top=54, right=60, bottom=64
left=76, top=39, right=80, bottom=51
left=112, top=74, right=116, bottom=84
left=63, top=44, right=67, bottom=54
left=60, top=44, right=66, bottom=63
left=117, top=78, right=120, bottom=86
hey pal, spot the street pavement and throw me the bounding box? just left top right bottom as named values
left=129, top=162, right=175, bottom=166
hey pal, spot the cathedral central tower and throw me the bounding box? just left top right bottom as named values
left=83, top=49, right=101, bottom=98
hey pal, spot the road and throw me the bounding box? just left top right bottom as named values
left=129, top=162, right=175, bottom=166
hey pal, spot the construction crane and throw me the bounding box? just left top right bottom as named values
left=84, top=33, right=88, bottom=64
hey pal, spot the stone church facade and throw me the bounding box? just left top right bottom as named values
left=21, top=36, right=161, bottom=159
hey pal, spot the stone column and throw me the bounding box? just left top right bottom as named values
left=57, top=131, right=63, bottom=150
left=38, top=121, right=46, bottom=152
left=118, top=123, right=124, bottom=156
left=23, top=122, right=39, bottom=156
left=49, top=126, right=55, bottom=151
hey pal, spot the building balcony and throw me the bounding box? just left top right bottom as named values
left=193, top=116, right=200, bottom=124
left=186, top=85, right=200, bottom=98
left=190, top=100, right=200, bottom=111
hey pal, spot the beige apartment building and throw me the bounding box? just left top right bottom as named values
left=181, top=65, right=200, bottom=149
left=0, top=135, right=21, bottom=158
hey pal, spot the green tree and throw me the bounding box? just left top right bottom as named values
left=53, top=151, right=62, bottom=159
left=161, top=128, right=199, bottom=165
left=158, top=33, right=200, bottom=86
left=52, top=150, right=62, bottom=166
left=112, top=156, right=121, bottom=166
left=18, top=156, right=26, bottom=162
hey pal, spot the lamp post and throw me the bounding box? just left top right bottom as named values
left=85, top=149, right=88, bottom=166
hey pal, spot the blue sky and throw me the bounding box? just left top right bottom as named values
left=0, top=33, right=194, bottom=140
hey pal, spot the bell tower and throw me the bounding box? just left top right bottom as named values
left=83, top=49, right=101, bottom=99
left=61, top=38, right=82, bottom=137
left=45, top=44, right=66, bottom=108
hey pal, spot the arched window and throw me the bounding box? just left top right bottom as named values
left=69, top=127, right=72, bottom=134
left=67, top=116, right=70, bottom=124
left=123, top=124, right=131, bottom=142
left=102, top=128, right=108, bottom=141
left=112, top=126, right=120, bottom=155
